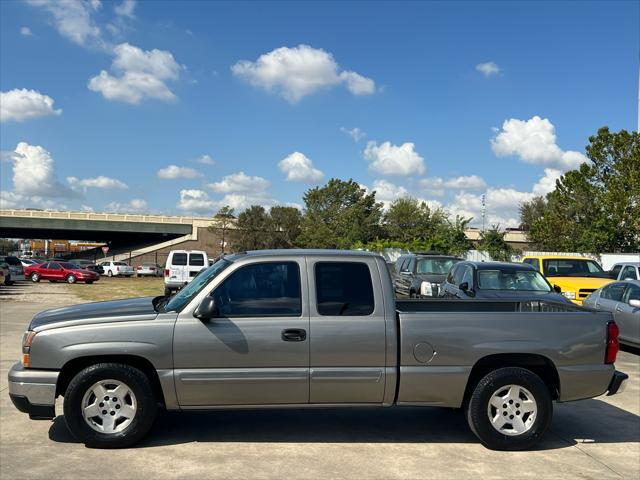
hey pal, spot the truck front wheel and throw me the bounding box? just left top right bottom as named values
left=63, top=363, right=157, bottom=448
left=466, top=367, right=552, bottom=451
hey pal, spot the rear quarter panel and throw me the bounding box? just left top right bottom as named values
left=397, top=310, right=614, bottom=407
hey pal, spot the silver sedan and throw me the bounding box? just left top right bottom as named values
left=583, top=280, right=640, bottom=348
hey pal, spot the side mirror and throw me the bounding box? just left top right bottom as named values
left=553, top=285, right=562, bottom=293
left=459, top=282, right=469, bottom=292
left=630, top=299, right=640, bottom=308
left=194, top=297, right=219, bottom=320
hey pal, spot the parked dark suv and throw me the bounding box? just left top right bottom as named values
left=439, top=261, right=570, bottom=303
left=393, top=252, right=462, bottom=297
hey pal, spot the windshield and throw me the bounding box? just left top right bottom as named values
left=163, top=258, right=232, bottom=312
left=477, top=269, right=552, bottom=291
left=542, top=259, right=605, bottom=277
left=416, top=257, right=459, bottom=275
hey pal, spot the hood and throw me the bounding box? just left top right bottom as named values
left=473, top=290, right=573, bottom=304
left=547, top=277, right=613, bottom=291
left=29, top=297, right=158, bottom=330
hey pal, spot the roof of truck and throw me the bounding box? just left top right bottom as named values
left=241, top=249, right=381, bottom=258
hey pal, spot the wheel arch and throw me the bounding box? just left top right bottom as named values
left=463, top=353, right=560, bottom=405
left=56, top=355, right=166, bottom=408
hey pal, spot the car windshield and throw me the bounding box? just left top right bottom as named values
left=542, top=259, right=606, bottom=277
left=162, top=258, right=233, bottom=312
left=59, top=262, right=81, bottom=269
left=114, top=262, right=128, bottom=266
left=416, top=257, right=459, bottom=275
left=477, top=269, right=552, bottom=292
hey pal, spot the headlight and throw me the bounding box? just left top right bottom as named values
left=21, top=331, right=37, bottom=367
left=420, top=282, right=433, bottom=297
left=562, top=291, right=576, bottom=300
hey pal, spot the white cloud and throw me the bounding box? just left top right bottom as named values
left=341, top=127, right=366, bottom=142
left=491, top=116, right=588, bottom=170
left=339, top=71, right=376, bottom=95
left=105, top=198, right=148, bottom=213
left=0, top=89, right=62, bottom=123
left=177, top=189, right=217, bottom=213
left=157, top=165, right=202, bottom=180
left=278, top=152, right=324, bottom=183
left=363, top=141, right=426, bottom=176
left=448, top=188, right=535, bottom=228
left=10, top=142, right=76, bottom=198
left=476, top=61, right=500, bottom=77
left=532, top=168, right=563, bottom=196
left=371, top=179, right=408, bottom=209
left=420, top=175, right=487, bottom=191
left=0, top=191, right=65, bottom=210
left=20, top=26, right=33, bottom=36
left=26, top=0, right=102, bottom=47
left=208, top=171, right=270, bottom=194
left=114, top=0, right=136, bottom=18
left=194, top=154, right=215, bottom=165
left=88, top=43, right=182, bottom=104
left=67, top=175, right=128, bottom=190
left=231, top=44, right=376, bottom=103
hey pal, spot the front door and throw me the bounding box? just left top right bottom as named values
left=173, top=259, right=310, bottom=406
left=617, top=284, right=640, bottom=346
left=308, top=258, right=387, bottom=404
left=47, top=262, right=64, bottom=281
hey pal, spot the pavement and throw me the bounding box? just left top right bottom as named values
left=0, top=282, right=639, bottom=480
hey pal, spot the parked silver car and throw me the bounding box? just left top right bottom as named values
left=583, top=280, right=640, bottom=348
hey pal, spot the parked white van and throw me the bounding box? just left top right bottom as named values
left=164, top=250, right=208, bottom=295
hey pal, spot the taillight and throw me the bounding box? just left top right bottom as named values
left=605, top=321, right=619, bottom=364
left=164, top=269, right=169, bottom=277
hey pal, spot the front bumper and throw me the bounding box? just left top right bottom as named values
left=606, top=370, right=628, bottom=396
left=8, top=362, right=58, bottom=419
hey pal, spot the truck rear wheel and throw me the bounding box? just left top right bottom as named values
left=63, top=363, right=157, bottom=448
left=466, top=367, right=552, bottom=451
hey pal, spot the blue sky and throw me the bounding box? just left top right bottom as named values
left=1, top=0, right=638, bottom=227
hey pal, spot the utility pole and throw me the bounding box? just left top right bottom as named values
left=481, top=194, right=486, bottom=232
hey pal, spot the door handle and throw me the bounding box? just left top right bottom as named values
left=281, top=328, right=306, bottom=342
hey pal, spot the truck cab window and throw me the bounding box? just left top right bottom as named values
left=212, top=262, right=301, bottom=317
left=315, top=262, right=374, bottom=316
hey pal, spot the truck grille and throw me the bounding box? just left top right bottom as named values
left=578, top=289, right=596, bottom=299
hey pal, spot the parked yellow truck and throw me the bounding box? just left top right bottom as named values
left=522, top=256, right=613, bottom=305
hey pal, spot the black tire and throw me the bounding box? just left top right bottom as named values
left=107, top=270, right=113, bottom=277
left=466, top=367, right=552, bottom=451
left=66, top=274, right=77, bottom=284
left=63, top=363, right=157, bottom=448
left=86, top=281, right=94, bottom=284
left=31, top=272, right=40, bottom=283
left=164, top=287, right=172, bottom=296
left=409, top=290, right=416, bottom=298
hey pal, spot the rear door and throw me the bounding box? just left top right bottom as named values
left=188, top=252, right=205, bottom=281
left=170, top=252, right=188, bottom=283
left=308, top=258, right=387, bottom=403
left=596, top=282, right=627, bottom=312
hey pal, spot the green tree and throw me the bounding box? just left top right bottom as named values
left=208, top=205, right=235, bottom=254
left=478, top=226, right=514, bottom=261
left=518, top=196, right=546, bottom=232
left=382, top=197, right=447, bottom=242
left=526, top=127, right=640, bottom=252
left=298, top=178, right=383, bottom=249
left=269, top=206, right=302, bottom=248
left=233, top=205, right=270, bottom=251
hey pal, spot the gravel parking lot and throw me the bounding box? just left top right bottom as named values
left=1, top=281, right=638, bottom=480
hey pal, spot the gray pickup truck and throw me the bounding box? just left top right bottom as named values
left=9, top=250, right=628, bottom=450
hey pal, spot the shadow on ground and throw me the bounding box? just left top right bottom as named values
left=48, top=399, right=639, bottom=450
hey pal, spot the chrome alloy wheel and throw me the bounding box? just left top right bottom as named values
left=486, top=384, right=537, bottom=436
left=81, top=379, right=137, bottom=434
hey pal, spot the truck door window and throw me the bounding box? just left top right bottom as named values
left=172, top=253, right=188, bottom=266
left=315, top=262, right=374, bottom=316
left=212, top=262, right=301, bottom=317
left=621, top=266, right=638, bottom=280
left=189, top=253, right=204, bottom=266
left=610, top=265, right=622, bottom=279
left=623, top=284, right=640, bottom=303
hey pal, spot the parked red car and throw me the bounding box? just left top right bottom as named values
left=25, top=261, right=100, bottom=284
